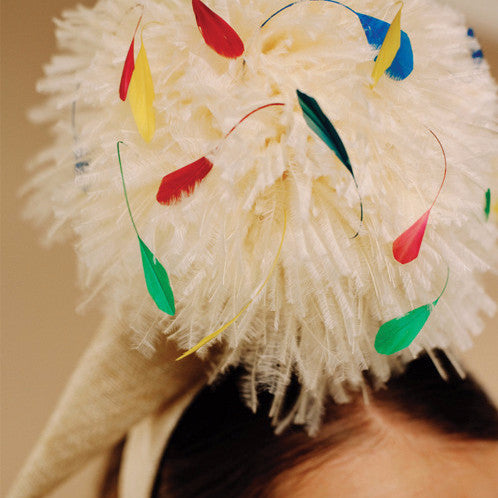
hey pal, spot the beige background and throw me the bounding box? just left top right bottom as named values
left=1, top=1, right=497, bottom=497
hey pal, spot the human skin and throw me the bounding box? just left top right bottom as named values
left=271, top=404, right=498, bottom=497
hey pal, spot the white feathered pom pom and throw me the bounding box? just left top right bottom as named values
left=25, top=0, right=497, bottom=432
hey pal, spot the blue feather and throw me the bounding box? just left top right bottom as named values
left=356, top=13, right=413, bottom=80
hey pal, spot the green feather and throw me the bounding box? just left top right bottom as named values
left=139, top=237, right=175, bottom=315
left=375, top=269, right=449, bottom=355
left=485, top=188, right=491, bottom=220
left=117, top=141, right=175, bottom=316
left=296, top=89, right=354, bottom=179
left=375, top=302, right=435, bottom=355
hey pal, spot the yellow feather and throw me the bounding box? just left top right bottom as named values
left=176, top=212, right=287, bottom=361
left=371, top=5, right=402, bottom=88
left=128, top=36, right=155, bottom=142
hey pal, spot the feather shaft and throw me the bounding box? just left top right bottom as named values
left=225, top=102, right=285, bottom=138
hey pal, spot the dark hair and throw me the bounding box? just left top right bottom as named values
left=100, top=350, right=498, bottom=498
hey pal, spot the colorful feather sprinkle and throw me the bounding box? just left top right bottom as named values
left=370, top=4, right=402, bottom=87
left=192, top=0, right=244, bottom=58
left=472, top=49, right=484, bottom=60
left=375, top=268, right=449, bottom=355
left=176, top=211, right=287, bottom=360
left=260, top=1, right=413, bottom=81
left=393, top=210, right=430, bottom=264
left=484, top=188, right=491, bottom=220
left=355, top=10, right=412, bottom=80
left=157, top=156, right=214, bottom=205
left=120, top=41, right=135, bottom=101
left=156, top=103, right=284, bottom=205
left=127, top=34, right=155, bottom=142
left=297, top=90, right=353, bottom=178
left=297, top=89, right=363, bottom=235
left=393, top=131, right=447, bottom=264
left=117, top=142, right=175, bottom=315
left=138, top=239, right=175, bottom=315
left=119, top=14, right=142, bottom=101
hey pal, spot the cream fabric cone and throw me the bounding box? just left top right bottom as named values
left=7, top=314, right=206, bottom=498
left=118, top=386, right=202, bottom=498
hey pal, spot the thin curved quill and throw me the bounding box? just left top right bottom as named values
left=375, top=269, right=449, bottom=354
left=261, top=1, right=413, bottom=80
left=176, top=212, right=287, bottom=360
left=119, top=15, right=142, bottom=101
left=192, top=0, right=244, bottom=58
left=117, top=142, right=175, bottom=315
left=393, top=131, right=447, bottom=264
left=156, top=156, right=213, bottom=205
left=225, top=102, right=285, bottom=138
left=371, top=5, right=402, bottom=87
left=128, top=35, right=155, bottom=142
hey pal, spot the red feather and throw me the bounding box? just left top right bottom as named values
left=156, top=156, right=214, bottom=205
left=192, top=0, right=244, bottom=58
left=393, top=209, right=430, bottom=264
left=393, top=131, right=447, bottom=265
left=119, top=14, right=142, bottom=101
left=119, top=38, right=135, bottom=101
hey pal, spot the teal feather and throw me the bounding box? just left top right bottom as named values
left=297, top=89, right=354, bottom=180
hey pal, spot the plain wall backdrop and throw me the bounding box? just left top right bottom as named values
left=1, top=1, right=497, bottom=497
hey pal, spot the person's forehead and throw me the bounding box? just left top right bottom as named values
left=272, top=427, right=498, bottom=497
